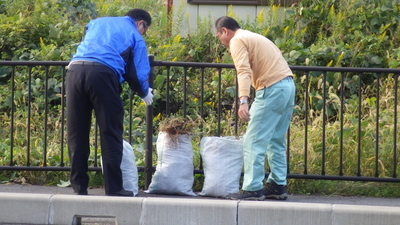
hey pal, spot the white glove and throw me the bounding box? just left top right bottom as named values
left=141, top=88, right=153, bottom=105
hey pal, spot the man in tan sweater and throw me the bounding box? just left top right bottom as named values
left=215, top=16, right=295, bottom=200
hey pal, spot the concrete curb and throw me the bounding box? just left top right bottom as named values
left=238, top=201, right=332, bottom=225
left=0, top=193, right=51, bottom=224
left=1, top=192, right=400, bottom=225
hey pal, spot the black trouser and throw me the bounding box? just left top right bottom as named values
left=66, top=61, right=124, bottom=194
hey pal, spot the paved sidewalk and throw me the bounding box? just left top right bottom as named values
left=1, top=182, right=399, bottom=207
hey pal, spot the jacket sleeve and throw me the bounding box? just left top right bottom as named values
left=121, top=43, right=150, bottom=98
left=230, top=38, right=252, bottom=98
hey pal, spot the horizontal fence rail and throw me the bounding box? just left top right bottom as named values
left=0, top=59, right=399, bottom=188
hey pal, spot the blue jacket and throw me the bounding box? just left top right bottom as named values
left=72, top=16, right=150, bottom=97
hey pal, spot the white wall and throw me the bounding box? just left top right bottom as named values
left=172, top=0, right=288, bottom=35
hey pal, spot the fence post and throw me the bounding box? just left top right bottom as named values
left=145, top=55, right=155, bottom=189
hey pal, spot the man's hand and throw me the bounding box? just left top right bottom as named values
left=141, top=88, right=153, bottom=105
left=238, top=103, right=250, bottom=122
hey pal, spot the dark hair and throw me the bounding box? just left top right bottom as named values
left=215, top=16, right=240, bottom=32
left=125, top=8, right=152, bottom=27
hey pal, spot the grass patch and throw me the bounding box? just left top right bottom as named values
left=0, top=170, right=104, bottom=188
left=289, top=179, right=400, bottom=198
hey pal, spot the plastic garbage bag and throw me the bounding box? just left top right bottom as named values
left=121, top=140, right=139, bottom=196
left=100, top=140, right=139, bottom=196
left=199, top=136, right=243, bottom=197
left=146, top=132, right=196, bottom=196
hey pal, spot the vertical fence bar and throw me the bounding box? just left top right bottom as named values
left=9, top=66, right=16, bottom=166
left=321, top=71, right=327, bottom=175
left=145, top=55, right=155, bottom=189
left=304, top=71, right=309, bottom=175
left=94, top=122, right=99, bottom=167
left=235, top=70, right=239, bottom=136
left=128, top=92, right=133, bottom=143
left=60, top=66, right=66, bottom=167
left=200, top=68, right=205, bottom=121
left=43, top=66, right=49, bottom=167
left=375, top=73, right=381, bottom=177
left=26, top=66, right=32, bottom=166
left=166, top=66, right=171, bottom=116
left=287, top=126, right=291, bottom=174
left=217, top=68, right=222, bottom=136
left=183, top=67, right=187, bottom=117
left=393, top=74, right=398, bottom=178
left=357, top=73, right=363, bottom=176
left=199, top=67, right=205, bottom=170
left=339, top=72, right=345, bottom=176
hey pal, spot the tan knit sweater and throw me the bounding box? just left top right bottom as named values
left=229, top=29, right=293, bottom=97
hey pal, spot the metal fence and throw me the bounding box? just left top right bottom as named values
left=0, top=59, right=399, bottom=188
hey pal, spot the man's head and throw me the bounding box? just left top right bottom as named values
left=215, top=16, right=241, bottom=47
left=125, top=9, right=152, bottom=35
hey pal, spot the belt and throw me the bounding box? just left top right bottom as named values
left=283, top=76, right=293, bottom=80
left=265, top=76, right=293, bottom=88
left=68, top=60, right=104, bottom=67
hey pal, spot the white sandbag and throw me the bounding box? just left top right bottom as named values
left=199, top=136, right=243, bottom=197
left=146, top=132, right=196, bottom=196
left=100, top=140, right=139, bottom=196
left=121, top=140, right=139, bottom=196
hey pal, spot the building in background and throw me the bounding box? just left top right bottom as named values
left=171, top=0, right=299, bottom=34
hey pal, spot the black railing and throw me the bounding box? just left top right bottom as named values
left=0, top=59, right=399, bottom=188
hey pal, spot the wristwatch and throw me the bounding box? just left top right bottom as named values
left=240, top=99, right=248, bottom=105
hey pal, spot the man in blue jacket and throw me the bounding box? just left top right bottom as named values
left=66, top=9, right=153, bottom=196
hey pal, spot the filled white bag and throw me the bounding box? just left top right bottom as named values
left=100, top=140, right=139, bottom=196
left=146, top=131, right=196, bottom=196
left=121, top=140, right=139, bottom=196
left=199, top=136, right=243, bottom=197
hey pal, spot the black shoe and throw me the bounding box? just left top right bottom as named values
left=74, top=191, right=88, bottom=195
left=228, top=189, right=265, bottom=200
left=106, top=189, right=134, bottom=197
left=264, top=181, right=288, bottom=200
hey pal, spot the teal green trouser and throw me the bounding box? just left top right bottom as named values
left=242, top=76, right=295, bottom=191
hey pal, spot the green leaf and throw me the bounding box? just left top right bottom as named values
left=289, top=50, right=302, bottom=60
left=57, top=179, right=71, bottom=188
left=370, top=56, right=382, bottom=65
left=225, top=86, right=236, bottom=98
